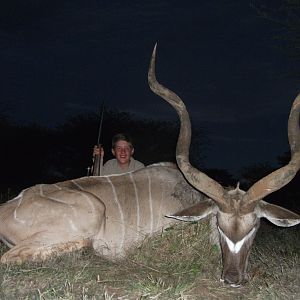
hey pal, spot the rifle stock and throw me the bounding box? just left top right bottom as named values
left=91, top=145, right=103, bottom=176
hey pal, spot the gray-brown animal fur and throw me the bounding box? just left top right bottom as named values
left=0, top=163, right=204, bottom=264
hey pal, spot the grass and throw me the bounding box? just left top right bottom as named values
left=0, top=220, right=299, bottom=299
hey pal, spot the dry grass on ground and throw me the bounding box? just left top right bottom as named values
left=0, top=220, right=299, bottom=299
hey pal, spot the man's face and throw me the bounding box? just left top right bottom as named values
left=112, top=140, right=134, bottom=166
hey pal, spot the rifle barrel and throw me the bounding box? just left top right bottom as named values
left=96, top=101, right=105, bottom=145
left=91, top=101, right=105, bottom=176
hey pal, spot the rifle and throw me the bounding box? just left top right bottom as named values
left=90, top=102, right=105, bottom=176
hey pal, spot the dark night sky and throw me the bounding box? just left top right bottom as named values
left=1, top=1, right=300, bottom=174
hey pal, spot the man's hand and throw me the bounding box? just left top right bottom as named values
left=93, top=145, right=104, bottom=157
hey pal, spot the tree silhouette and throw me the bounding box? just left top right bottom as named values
left=54, top=109, right=206, bottom=179
left=0, top=118, right=54, bottom=193
left=273, top=150, right=300, bottom=213
left=0, top=109, right=207, bottom=200
left=238, top=162, right=274, bottom=190
left=238, top=153, right=299, bottom=213
left=203, top=168, right=237, bottom=187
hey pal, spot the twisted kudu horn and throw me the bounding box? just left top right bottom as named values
left=244, top=93, right=300, bottom=208
left=148, top=44, right=227, bottom=205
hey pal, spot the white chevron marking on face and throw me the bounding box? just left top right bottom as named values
left=218, top=226, right=256, bottom=254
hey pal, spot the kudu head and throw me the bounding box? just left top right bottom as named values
left=148, top=44, right=300, bottom=287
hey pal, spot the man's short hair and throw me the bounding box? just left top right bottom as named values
left=112, top=133, right=133, bottom=148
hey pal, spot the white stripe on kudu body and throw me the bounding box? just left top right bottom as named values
left=129, top=172, right=141, bottom=241
left=70, top=179, right=99, bottom=214
left=13, top=193, right=26, bottom=225
left=106, top=176, right=126, bottom=253
left=146, top=169, right=154, bottom=234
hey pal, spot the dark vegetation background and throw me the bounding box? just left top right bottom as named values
left=0, top=2, right=299, bottom=214
left=0, top=108, right=299, bottom=214
left=0, top=108, right=204, bottom=194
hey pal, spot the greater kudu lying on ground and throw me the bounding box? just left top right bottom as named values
left=148, top=44, right=300, bottom=287
left=0, top=163, right=204, bottom=264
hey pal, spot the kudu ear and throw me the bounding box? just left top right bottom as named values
left=166, top=199, right=216, bottom=222
left=257, top=200, right=300, bottom=227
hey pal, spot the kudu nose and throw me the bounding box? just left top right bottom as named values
left=223, top=271, right=242, bottom=288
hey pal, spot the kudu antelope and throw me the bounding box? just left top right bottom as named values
left=0, top=163, right=204, bottom=263
left=148, top=44, right=300, bottom=287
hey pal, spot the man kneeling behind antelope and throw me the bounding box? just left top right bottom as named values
left=0, top=46, right=299, bottom=288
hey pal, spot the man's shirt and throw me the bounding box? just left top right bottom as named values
left=102, top=158, right=145, bottom=175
